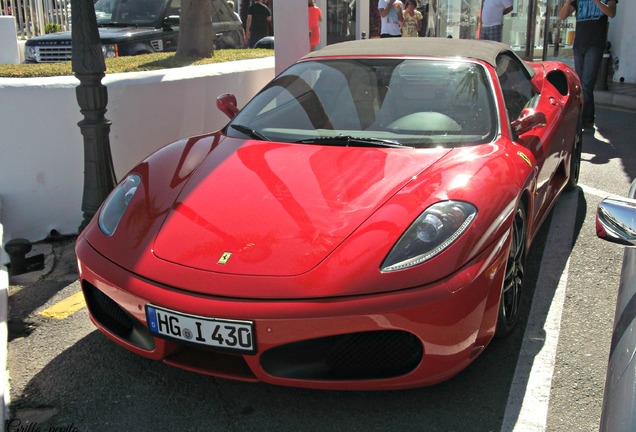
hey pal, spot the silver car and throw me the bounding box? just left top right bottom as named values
left=596, top=179, right=636, bottom=431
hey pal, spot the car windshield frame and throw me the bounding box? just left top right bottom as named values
left=225, top=57, right=498, bottom=148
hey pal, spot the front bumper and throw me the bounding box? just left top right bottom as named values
left=76, top=232, right=509, bottom=390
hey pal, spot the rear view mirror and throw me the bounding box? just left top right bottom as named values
left=217, top=93, right=239, bottom=119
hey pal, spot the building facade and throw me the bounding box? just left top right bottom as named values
left=316, top=0, right=579, bottom=62
left=239, top=0, right=631, bottom=83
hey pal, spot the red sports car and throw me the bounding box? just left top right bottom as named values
left=76, top=38, right=582, bottom=390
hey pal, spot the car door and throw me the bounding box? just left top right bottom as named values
left=497, top=53, right=565, bottom=226
left=159, top=0, right=180, bottom=52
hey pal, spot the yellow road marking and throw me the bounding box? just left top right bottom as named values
left=39, top=291, right=86, bottom=319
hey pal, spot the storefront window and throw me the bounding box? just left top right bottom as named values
left=352, top=0, right=575, bottom=63
left=435, top=0, right=480, bottom=39
left=326, top=0, right=356, bottom=44
left=501, top=0, right=531, bottom=57
left=541, top=0, right=575, bottom=62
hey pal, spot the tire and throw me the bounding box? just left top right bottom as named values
left=565, top=116, right=583, bottom=191
left=495, top=201, right=527, bottom=338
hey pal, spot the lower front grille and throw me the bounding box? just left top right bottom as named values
left=260, top=330, right=423, bottom=381
left=35, top=46, right=72, bottom=62
left=82, top=281, right=155, bottom=350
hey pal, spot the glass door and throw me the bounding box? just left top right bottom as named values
left=513, top=0, right=574, bottom=62
left=326, top=0, right=356, bottom=44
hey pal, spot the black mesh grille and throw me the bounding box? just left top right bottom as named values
left=261, top=330, right=423, bottom=380
left=326, top=331, right=422, bottom=377
left=82, top=282, right=134, bottom=338
left=82, top=281, right=155, bottom=350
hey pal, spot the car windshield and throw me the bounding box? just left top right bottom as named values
left=226, top=58, right=497, bottom=148
left=94, top=0, right=167, bottom=26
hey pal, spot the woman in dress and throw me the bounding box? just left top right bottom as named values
left=308, top=0, right=322, bottom=51
left=402, top=0, right=423, bottom=37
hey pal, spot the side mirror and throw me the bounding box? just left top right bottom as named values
left=216, top=93, right=239, bottom=119
left=597, top=197, right=636, bottom=247
left=162, top=16, right=179, bottom=29
left=511, top=108, right=547, bottom=136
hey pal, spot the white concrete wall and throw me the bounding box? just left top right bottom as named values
left=0, top=57, right=275, bottom=244
left=0, top=17, right=20, bottom=65
left=608, top=0, right=635, bottom=84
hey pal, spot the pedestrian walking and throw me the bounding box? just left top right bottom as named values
left=559, top=0, right=618, bottom=128
left=480, top=0, right=513, bottom=41
left=378, top=0, right=404, bottom=38
left=308, top=0, right=322, bottom=51
left=244, top=0, right=272, bottom=48
left=402, top=0, right=423, bottom=37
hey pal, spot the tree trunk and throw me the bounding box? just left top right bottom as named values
left=176, top=0, right=214, bottom=58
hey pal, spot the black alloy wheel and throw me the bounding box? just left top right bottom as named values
left=495, top=202, right=527, bottom=337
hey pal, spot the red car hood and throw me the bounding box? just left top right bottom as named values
left=152, top=140, right=449, bottom=276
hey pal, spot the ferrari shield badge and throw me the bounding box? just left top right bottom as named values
left=517, top=151, right=532, bottom=167
left=217, top=252, right=232, bottom=265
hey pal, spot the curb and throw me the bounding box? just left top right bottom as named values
left=595, top=87, right=636, bottom=110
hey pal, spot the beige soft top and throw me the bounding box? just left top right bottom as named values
left=301, top=37, right=535, bottom=78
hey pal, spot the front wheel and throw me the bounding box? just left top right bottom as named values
left=495, top=202, right=527, bottom=338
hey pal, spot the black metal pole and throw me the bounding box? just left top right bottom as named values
left=542, top=5, right=550, bottom=61
left=71, top=0, right=116, bottom=233
left=525, top=0, right=537, bottom=60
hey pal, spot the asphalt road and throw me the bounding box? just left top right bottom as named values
left=6, top=104, right=636, bottom=432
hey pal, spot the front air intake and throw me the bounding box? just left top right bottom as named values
left=82, top=281, right=155, bottom=350
left=260, top=330, right=423, bottom=380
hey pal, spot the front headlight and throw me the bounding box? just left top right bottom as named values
left=102, top=44, right=118, bottom=58
left=381, top=200, right=477, bottom=272
left=98, top=174, right=141, bottom=236
left=25, top=46, right=36, bottom=61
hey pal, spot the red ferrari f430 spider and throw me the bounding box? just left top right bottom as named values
left=76, top=38, right=582, bottom=390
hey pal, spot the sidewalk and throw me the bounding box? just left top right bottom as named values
left=595, top=81, right=636, bottom=110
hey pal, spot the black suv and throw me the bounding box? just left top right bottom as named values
left=24, top=0, right=244, bottom=63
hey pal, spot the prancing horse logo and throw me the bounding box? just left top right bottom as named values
left=217, top=252, right=232, bottom=265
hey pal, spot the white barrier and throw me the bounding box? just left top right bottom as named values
left=0, top=56, right=276, bottom=244
left=0, top=16, right=20, bottom=65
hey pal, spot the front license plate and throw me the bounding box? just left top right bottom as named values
left=145, top=305, right=255, bottom=354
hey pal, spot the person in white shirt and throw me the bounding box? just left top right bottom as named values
left=480, top=0, right=513, bottom=41
left=378, top=0, right=404, bottom=37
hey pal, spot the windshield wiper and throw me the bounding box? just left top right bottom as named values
left=230, top=124, right=271, bottom=141
left=294, top=136, right=410, bottom=148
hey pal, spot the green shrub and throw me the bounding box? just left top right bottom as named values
left=0, top=49, right=274, bottom=78
left=44, top=23, right=63, bottom=34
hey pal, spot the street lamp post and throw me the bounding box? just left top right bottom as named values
left=71, top=0, right=117, bottom=233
